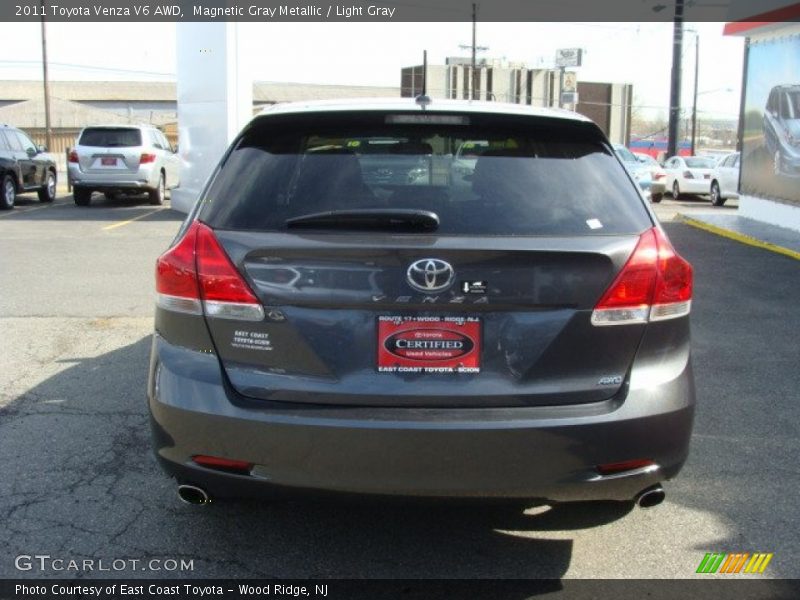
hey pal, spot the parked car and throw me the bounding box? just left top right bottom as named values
left=149, top=99, right=694, bottom=509
left=764, top=84, right=800, bottom=177
left=709, top=152, right=740, bottom=206
left=634, top=153, right=667, bottom=202
left=67, top=125, right=179, bottom=206
left=663, top=155, right=717, bottom=198
left=0, top=124, right=57, bottom=210
left=612, top=143, right=660, bottom=202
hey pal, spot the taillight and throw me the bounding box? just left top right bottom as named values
left=140, top=153, right=156, bottom=164
left=591, top=227, right=692, bottom=326
left=654, top=172, right=666, bottom=180
left=683, top=170, right=694, bottom=179
left=195, top=224, right=264, bottom=320
left=155, top=222, right=201, bottom=315
left=155, top=221, right=264, bottom=321
left=192, top=455, right=253, bottom=475
left=68, top=150, right=78, bottom=163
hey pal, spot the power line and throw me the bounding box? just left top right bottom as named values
left=0, top=60, right=175, bottom=78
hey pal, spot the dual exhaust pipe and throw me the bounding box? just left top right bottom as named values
left=635, top=484, right=665, bottom=509
left=177, top=484, right=211, bottom=506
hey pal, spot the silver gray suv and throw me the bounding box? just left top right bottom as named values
left=68, top=125, right=179, bottom=206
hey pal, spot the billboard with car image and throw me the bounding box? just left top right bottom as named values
left=741, top=35, right=800, bottom=205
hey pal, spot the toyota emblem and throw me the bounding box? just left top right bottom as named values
left=406, top=259, right=455, bottom=293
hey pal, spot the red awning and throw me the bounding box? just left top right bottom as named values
left=724, top=2, right=800, bottom=35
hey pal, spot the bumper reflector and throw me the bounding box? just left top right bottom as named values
left=596, top=459, right=656, bottom=476
left=192, top=455, right=253, bottom=475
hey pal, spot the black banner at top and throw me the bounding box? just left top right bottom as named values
left=2, top=579, right=800, bottom=600
left=2, top=0, right=792, bottom=23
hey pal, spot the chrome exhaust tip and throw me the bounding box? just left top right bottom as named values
left=177, top=484, right=211, bottom=506
left=635, top=485, right=665, bottom=509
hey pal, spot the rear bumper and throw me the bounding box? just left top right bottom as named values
left=148, top=334, right=695, bottom=502
left=67, top=165, right=158, bottom=190
left=676, top=179, right=710, bottom=195
left=650, top=181, right=666, bottom=195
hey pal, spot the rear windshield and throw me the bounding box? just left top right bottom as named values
left=79, top=128, right=142, bottom=148
left=200, top=112, right=651, bottom=236
left=685, top=157, right=716, bottom=169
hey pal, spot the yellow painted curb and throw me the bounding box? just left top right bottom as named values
left=679, top=214, right=800, bottom=261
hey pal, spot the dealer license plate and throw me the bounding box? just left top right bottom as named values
left=377, top=316, right=481, bottom=374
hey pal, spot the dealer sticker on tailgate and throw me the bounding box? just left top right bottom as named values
left=377, top=316, right=481, bottom=374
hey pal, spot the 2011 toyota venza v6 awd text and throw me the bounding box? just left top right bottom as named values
left=148, top=98, right=694, bottom=509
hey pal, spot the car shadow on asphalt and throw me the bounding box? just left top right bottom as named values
left=5, top=194, right=186, bottom=223
left=0, top=334, right=641, bottom=583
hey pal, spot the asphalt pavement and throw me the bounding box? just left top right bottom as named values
left=0, top=192, right=798, bottom=581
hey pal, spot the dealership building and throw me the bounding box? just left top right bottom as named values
left=400, top=57, right=634, bottom=145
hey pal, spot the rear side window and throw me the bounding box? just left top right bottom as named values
left=200, top=112, right=651, bottom=236
left=5, top=130, right=23, bottom=152
left=13, top=130, right=36, bottom=153
left=79, top=128, right=142, bottom=148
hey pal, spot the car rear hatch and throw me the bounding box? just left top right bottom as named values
left=77, top=127, right=144, bottom=174
left=684, top=157, right=717, bottom=182
left=171, top=110, right=686, bottom=409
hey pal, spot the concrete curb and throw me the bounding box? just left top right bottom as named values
left=678, top=214, right=800, bottom=262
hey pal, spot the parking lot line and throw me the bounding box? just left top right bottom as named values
left=0, top=203, right=53, bottom=218
left=103, top=208, right=164, bottom=231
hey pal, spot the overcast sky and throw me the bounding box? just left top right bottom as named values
left=0, top=21, right=744, bottom=120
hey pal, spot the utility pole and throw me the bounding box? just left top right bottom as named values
left=40, top=0, right=52, bottom=150
left=691, top=33, right=699, bottom=155
left=471, top=3, right=477, bottom=100
left=667, top=0, right=684, bottom=159
left=458, top=5, right=488, bottom=102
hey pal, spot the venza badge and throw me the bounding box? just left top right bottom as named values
left=406, top=259, right=455, bottom=293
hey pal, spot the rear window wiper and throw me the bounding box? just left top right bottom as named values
left=285, top=209, right=439, bottom=232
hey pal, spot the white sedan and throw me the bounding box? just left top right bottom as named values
left=663, top=156, right=717, bottom=198
left=709, top=152, right=740, bottom=206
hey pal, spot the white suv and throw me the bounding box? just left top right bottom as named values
left=68, top=125, right=179, bottom=206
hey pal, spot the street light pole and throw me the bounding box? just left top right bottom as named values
left=691, top=33, right=699, bottom=156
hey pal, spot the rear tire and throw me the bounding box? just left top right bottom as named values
left=672, top=181, right=682, bottom=199
left=149, top=173, right=165, bottom=206
left=651, top=193, right=663, bottom=204
left=38, top=170, right=56, bottom=203
left=1, top=174, right=16, bottom=210
left=710, top=181, right=726, bottom=207
left=73, top=187, right=91, bottom=207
